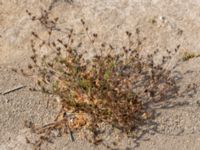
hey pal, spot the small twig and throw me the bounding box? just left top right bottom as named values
left=63, top=112, right=75, bottom=142
left=2, top=85, right=26, bottom=95
left=64, top=123, right=75, bottom=142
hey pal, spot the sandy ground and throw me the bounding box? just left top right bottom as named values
left=1, top=0, right=200, bottom=149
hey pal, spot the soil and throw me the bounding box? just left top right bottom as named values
left=1, top=0, right=200, bottom=149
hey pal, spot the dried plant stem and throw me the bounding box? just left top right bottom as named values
left=2, top=85, right=26, bottom=95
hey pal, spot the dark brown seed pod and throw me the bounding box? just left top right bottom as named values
left=64, top=44, right=68, bottom=48
left=31, top=32, right=39, bottom=38
left=81, top=19, right=85, bottom=25
left=57, top=39, right=63, bottom=44
left=28, top=64, right=33, bottom=69
left=52, top=42, right=56, bottom=47
left=26, top=10, right=32, bottom=16
left=32, top=16, right=36, bottom=21
left=93, top=33, right=98, bottom=38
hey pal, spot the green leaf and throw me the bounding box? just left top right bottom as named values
left=103, top=71, right=110, bottom=80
